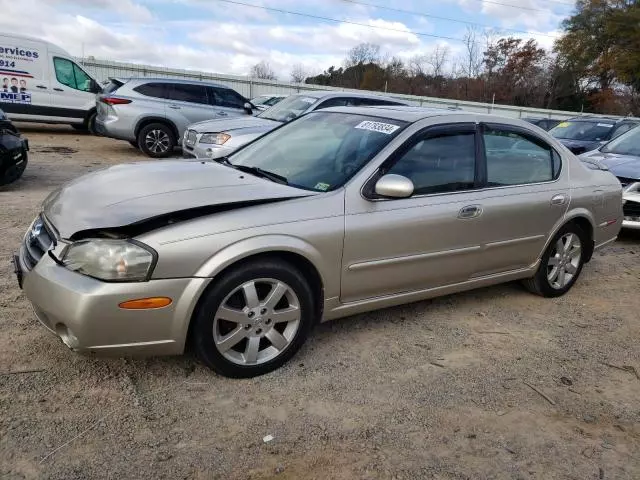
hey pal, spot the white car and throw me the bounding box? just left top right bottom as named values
left=250, top=94, right=287, bottom=111
left=0, top=32, right=102, bottom=132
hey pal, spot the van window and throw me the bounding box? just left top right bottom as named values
left=53, top=58, right=93, bottom=92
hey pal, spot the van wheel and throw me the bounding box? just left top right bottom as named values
left=192, top=259, right=316, bottom=378
left=137, top=123, right=175, bottom=158
left=523, top=223, right=588, bottom=297
left=85, top=111, right=97, bottom=135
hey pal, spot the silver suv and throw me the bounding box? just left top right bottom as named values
left=96, top=78, right=254, bottom=158
left=182, top=91, right=409, bottom=159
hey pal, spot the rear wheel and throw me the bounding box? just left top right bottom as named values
left=523, top=223, right=587, bottom=297
left=137, top=123, right=175, bottom=158
left=192, top=259, right=316, bottom=378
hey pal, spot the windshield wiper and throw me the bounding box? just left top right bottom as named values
left=233, top=165, right=289, bottom=185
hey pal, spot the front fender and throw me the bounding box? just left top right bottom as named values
left=194, top=234, right=328, bottom=286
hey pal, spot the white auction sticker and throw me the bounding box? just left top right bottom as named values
left=597, top=123, right=614, bottom=127
left=355, top=121, right=400, bottom=134
left=300, top=97, right=316, bottom=104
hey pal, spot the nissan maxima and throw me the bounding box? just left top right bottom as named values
left=15, top=106, right=623, bottom=377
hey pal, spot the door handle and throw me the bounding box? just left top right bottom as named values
left=550, top=194, right=567, bottom=206
left=458, top=205, right=482, bottom=219
left=168, top=104, right=181, bottom=109
left=36, top=85, right=47, bottom=89
left=217, top=111, right=228, bottom=116
left=53, top=88, right=64, bottom=92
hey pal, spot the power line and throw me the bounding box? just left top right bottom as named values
left=467, top=0, right=574, bottom=12
left=340, top=0, right=560, bottom=39
left=213, top=0, right=555, bottom=46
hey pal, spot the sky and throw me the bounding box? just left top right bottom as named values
left=0, top=0, right=574, bottom=80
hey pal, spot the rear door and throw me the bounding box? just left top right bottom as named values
left=208, top=87, right=248, bottom=118
left=470, top=122, right=568, bottom=276
left=166, top=82, right=216, bottom=135
left=50, top=56, right=100, bottom=122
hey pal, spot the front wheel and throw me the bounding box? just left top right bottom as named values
left=137, top=123, right=175, bottom=158
left=523, top=223, right=588, bottom=297
left=192, top=259, right=316, bottom=378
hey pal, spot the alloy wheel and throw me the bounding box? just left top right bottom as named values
left=144, top=129, right=171, bottom=154
left=547, top=233, right=582, bottom=289
left=212, top=278, right=301, bottom=366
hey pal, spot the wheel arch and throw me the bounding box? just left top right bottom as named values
left=184, top=236, right=327, bottom=349
left=134, top=116, right=179, bottom=141
left=540, top=209, right=595, bottom=263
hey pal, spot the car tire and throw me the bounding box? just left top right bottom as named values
left=85, top=111, right=97, bottom=135
left=523, top=222, right=588, bottom=298
left=192, top=258, right=316, bottom=378
left=0, top=148, right=27, bottom=186
left=137, top=123, right=175, bottom=158
left=129, top=141, right=139, bottom=149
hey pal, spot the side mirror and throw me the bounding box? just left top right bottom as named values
left=244, top=102, right=253, bottom=114
left=91, top=80, right=102, bottom=94
left=374, top=174, right=414, bottom=198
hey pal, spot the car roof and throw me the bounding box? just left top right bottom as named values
left=118, top=77, right=232, bottom=89
left=292, top=90, right=409, bottom=103
left=565, top=116, right=640, bottom=123
left=320, top=105, right=470, bottom=122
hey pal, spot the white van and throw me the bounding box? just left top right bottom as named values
left=0, top=33, right=102, bottom=131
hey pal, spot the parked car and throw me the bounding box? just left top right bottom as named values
left=0, top=32, right=102, bottom=132
left=15, top=107, right=622, bottom=378
left=523, top=117, right=563, bottom=131
left=250, top=94, right=287, bottom=111
left=548, top=116, right=640, bottom=154
left=182, top=91, right=409, bottom=159
left=0, top=107, right=29, bottom=186
left=95, top=78, right=255, bottom=158
left=580, top=124, right=640, bottom=230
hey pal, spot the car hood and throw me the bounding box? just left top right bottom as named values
left=189, top=116, right=280, bottom=133
left=43, top=160, right=314, bottom=239
left=579, top=150, right=640, bottom=180
left=557, top=138, right=602, bottom=154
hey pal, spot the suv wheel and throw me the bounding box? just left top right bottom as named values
left=192, top=259, right=316, bottom=378
left=138, top=123, right=175, bottom=158
left=523, top=223, right=587, bottom=297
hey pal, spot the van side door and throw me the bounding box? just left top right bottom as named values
left=50, top=57, right=99, bottom=124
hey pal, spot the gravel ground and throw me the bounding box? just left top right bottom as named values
left=1, top=125, right=639, bottom=480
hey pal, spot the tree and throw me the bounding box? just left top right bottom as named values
left=290, top=63, right=309, bottom=83
left=250, top=61, right=277, bottom=80
left=428, top=45, right=449, bottom=78
left=345, top=43, right=381, bottom=67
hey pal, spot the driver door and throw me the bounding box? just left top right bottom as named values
left=341, top=123, right=485, bottom=303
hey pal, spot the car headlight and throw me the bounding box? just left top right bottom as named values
left=199, top=133, right=231, bottom=145
left=61, top=239, right=156, bottom=281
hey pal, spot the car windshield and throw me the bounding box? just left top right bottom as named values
left=251, top=96, right=277, bottom=106
left=229, top=111, right=407, bottom=192
left=600, top=124, right=640, bottom=155
left=257, top=94, right=318, bottom=122
left=549, top=120, right=615, bottom=141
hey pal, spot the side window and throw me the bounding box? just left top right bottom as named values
left=133, top=82, right=168, bottom=99
left=483, top=126, right=558, bottom=186
left=53, top=58, right=93, bottom=92
left=170, top=83, right=209, bottom=104
left=210, top=88, right=246, bottom=109
left=315, top=97, right=348, bottom=109
left=387, top=132, right=476, bottom=195
left=356, top=98, right=403, bottom=107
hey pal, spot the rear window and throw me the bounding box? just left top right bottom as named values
left=103, top=79, right=124, bottom=95
left=549, top=120, right=615, bottom=141
left=133, top=83, right=168, bottom=99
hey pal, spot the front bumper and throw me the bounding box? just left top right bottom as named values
left=16, top=247, right=210, bottom=356
left=182, top=139, right=232, bottom=160
left=622, top=184, right=640, bottom=230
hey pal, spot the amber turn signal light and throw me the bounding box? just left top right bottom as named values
left=118, top=297, right=172, bottom=310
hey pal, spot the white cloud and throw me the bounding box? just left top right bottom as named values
left=455, top=0, right=566, bottom=31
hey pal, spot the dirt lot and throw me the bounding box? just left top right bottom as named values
left=1, top=125, right=639, bottom=480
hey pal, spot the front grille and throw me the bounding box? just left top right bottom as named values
left=22, top=216, right=54, bottom=270
left=623, top=200, right=640, bottom=218
left=185, top=130, right=197, bottom=147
